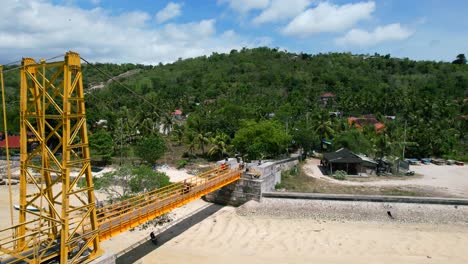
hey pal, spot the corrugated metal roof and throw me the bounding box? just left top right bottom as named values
left=323, top=148, right=362, bottom=163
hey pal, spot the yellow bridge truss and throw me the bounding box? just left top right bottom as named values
left=0, top=52, right=241, bottom=264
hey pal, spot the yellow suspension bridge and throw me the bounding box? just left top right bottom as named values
left=0, top=52, right=241, bottom=263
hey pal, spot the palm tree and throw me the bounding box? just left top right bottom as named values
left=196, top=132, right=211, bottom=155
left=208, top=133, right=232, bottom=159
left=171, top=124, right=184, bottom=146
left=160, top=114, right=173, bottom=135
left=314, top=111, right=335, bottom=140
left=185, top=115, right=210, bottom=156
left=135, top=109, right=160, bottom=136
left=184, top=132, right=197, bottom=156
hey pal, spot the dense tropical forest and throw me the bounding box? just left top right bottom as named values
left=1, top=48, right=467, bottom=163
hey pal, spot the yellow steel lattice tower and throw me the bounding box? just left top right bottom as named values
left=17, top=52, right=101, bottom=263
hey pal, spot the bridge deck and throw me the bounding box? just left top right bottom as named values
left=97, top=166, right=241, bottom=240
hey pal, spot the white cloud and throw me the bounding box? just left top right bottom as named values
left=283, top=1, right=375, bottom=36
left=253, top=0, right=311, bottom=24
left=336, top=23, right=413, bottom=46
left=219, top=0, right=269, bottom=13
left=0, top=0, right=257, bottom=64
left=156, top=2, right=182, bottom=23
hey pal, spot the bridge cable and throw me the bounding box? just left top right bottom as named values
left=0, top=65, right=15, bottom=228
left=80, top=56, right=158, bottom=110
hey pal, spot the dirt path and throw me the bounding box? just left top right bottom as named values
left=303, top=158, right=468, bottom=197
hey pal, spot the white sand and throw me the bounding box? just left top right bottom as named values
left=150, top=217, right=468, bottom=264
left=155, top=166, right=192, bottom=182
left=109, top=198, right=468, bottom=264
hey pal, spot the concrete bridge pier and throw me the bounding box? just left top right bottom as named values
left=204, top=158, right=299, bottom=206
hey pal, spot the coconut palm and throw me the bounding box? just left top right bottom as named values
left=208, top=133, right=232, bottom=159
left=314, top=111, right=335, bottom=140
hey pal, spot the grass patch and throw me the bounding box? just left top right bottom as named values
left=279, top=163, right=438, bottom=197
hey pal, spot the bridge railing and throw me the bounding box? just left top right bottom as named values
left=97, top=166, right=241, bottom=240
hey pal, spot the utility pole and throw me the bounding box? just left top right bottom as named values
left=402, top=120, right=407, bottom=159
left=120, top=118, right=123, bottom=165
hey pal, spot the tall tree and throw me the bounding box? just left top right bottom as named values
left=314, top=111, right=335, bottom=140
left=89, top=130, right=114, bottom=163
left=452, top=54, right=467, bottom=64
left=135, top=134, right=167, bottom=165
left=90, top=165, right=170, bottom=199
left=233, top=120, right=291, bottom=160
left=208, top=133, right=232, bottom=159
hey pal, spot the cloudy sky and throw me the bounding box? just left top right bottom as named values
left=0, top=0, right=466, bottom=64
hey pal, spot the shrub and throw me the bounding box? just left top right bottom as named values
left=275, top=182, right=284, bottom=190
left=333, top=170, right=347, bottom=180
left=177, top=160, right=189, bottom=169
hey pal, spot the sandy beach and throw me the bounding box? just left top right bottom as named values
left=104, top=197, right=468, bottom=264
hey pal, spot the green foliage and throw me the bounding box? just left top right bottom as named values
left=274, top=182, right=284, bottom=190
left=291, top=125, right=320, bottom=152
left=314, top=111, right=335, bottom=140
left=128, top=165, right=170, bottom=193
left=2, top=49, right=467, bottom=161
left=89, top=130, right=114, bottom=162
left=452, top=54, right=467, bottom=65
left=208, top=132, right=232, bottom=159
left=334, top=129, right=372, bottom=154
left=184, top=114, right=211, bottom=155
left=333, top=170, right=347, bottom=180
left=233, top=120, right=291, bottom=160
left=176, top=159, right=188, bottom=169
left=135, top=135, right=167, bottom=164
left=88, top=165, right=170, bottom=199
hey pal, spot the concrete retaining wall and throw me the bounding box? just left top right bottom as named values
left=262, top=192, right=468, bottom=205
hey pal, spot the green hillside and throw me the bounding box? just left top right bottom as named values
left=2, top=48, right=467, bottom=161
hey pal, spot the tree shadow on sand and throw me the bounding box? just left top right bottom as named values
left=115, top=203, right=223, bottom=264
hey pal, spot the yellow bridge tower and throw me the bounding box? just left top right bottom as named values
left=15, top=52, right=101, bottom=263
left=0, top=51, right=242, bottom=263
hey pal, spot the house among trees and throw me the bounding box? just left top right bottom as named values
left=348, top=115, right=385, bottom=132
left=0, top=133, right=40, bottom=153
left=321, top=148, right=377, bottom=176
left=319, top=93, right=336, bottom=108
left=172, top=109, right=184, bottom=120
left=0, top=135, right=21, bottom=149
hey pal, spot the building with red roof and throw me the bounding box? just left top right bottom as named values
left=0, top=135, right=21, bottom=148
left=348, top=116, right=385, bottom=132
left=172, top=109, right=184, bottom=120
left=319, top=93, right=336, bottom=108
left=320, top=93, right=336, bottom=98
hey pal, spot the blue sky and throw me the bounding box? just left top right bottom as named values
left=1, top=0, right=467, bottom=64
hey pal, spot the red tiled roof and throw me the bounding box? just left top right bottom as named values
left=0, top=136, right=20, bottom=148
left=348, top=117, right=385, bottom=132
left=375, top=123, right=385, bottom=131
left=320, top=93, right=336, bottom=98
left=172, top=109, right=183, bottom=115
